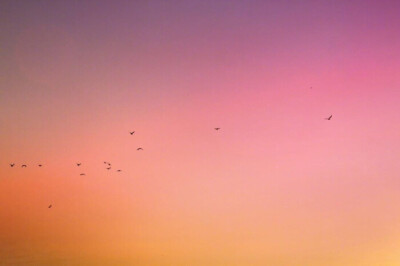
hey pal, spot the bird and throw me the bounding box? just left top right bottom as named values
left=104, top=161, right=107, bottom=164
left=130, top=131, right=135, bottom=135
left=80, top=173, right=86, bottom=176
left=38, top=164, right=42, bottom=167
left=117, top=170, right=122, bottom=172
left=21, top=165, right=27, bottom=168
left=106, top=167, right=111, bottom=170
left=107, top=163, right=111, bottom=166
left=76, top=163, right=81, bottom=166
left=214, top=127, right=220, bottom=131
left=10, top=163, right=15, bottom=167
left=137, top=147, right=143, bottom=151
left=325, top=115, right=333, bottom=120
left=48, top=204, right=52, bottom=208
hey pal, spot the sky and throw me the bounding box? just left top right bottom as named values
left=1, top=0, right=400, bottom=265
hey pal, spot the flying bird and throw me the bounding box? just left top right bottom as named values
left=214, top=128, right=220, bottom=131
left=10, top=163, right=15, bottom=167
left=48, top=205, right=52, bottom=209
left=130, top=131, right=135, bottom=135
left=325, top=115, right=333, bottom=120
left=38, top=164, right=42, bottom=167
left=21, top=165, right=27, bottom=168
left=107, top=163, right=111, bottom=166
left=76, top=163, right=81, bottom=166
left=80, top=173, right=85, bottom=176
left=117, top=170, right=122, bottom=172
left=137, top=147, right=143, bottom=151
left=106, top=167, right=111, bottom=170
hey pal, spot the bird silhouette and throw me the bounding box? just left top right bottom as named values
left=80, top=173, right=85, bottom=176
left=107, top=163, right=111, bottom=166
left=137, top=147, right=143, bottom=151
left=21, top=165, right=27, bottom=168
left=117, top=170, right=122, bottom=172
left=48, top=205, right=52, bottom=208
left=325, top=115, right=333, bottom=120
left=214, top=128, right=220, bottom=131
left=38, top=164, right=42, bottom=167
left=10, top=163, right=15, bottom=167
left=106, top=167, right=111, bottom=170
left=76, top=163, right=81, bottom=166
left=130, top=131, right=135, bottom=135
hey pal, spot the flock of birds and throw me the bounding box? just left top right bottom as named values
left=8, top=117, right=334, bottom=171
left=7, top=115, right=333, bottom=209
left=7, top=131, right=147, bottom=175
left=10, top=157, right=125, bottom=175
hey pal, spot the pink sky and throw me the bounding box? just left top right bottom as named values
left=1, top=0, right=400, bottom=264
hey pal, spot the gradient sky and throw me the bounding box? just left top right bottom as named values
left=1, top=0, right=400, bottom=265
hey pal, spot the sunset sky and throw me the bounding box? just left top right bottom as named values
left=1, top=0, right=400, bottom=265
